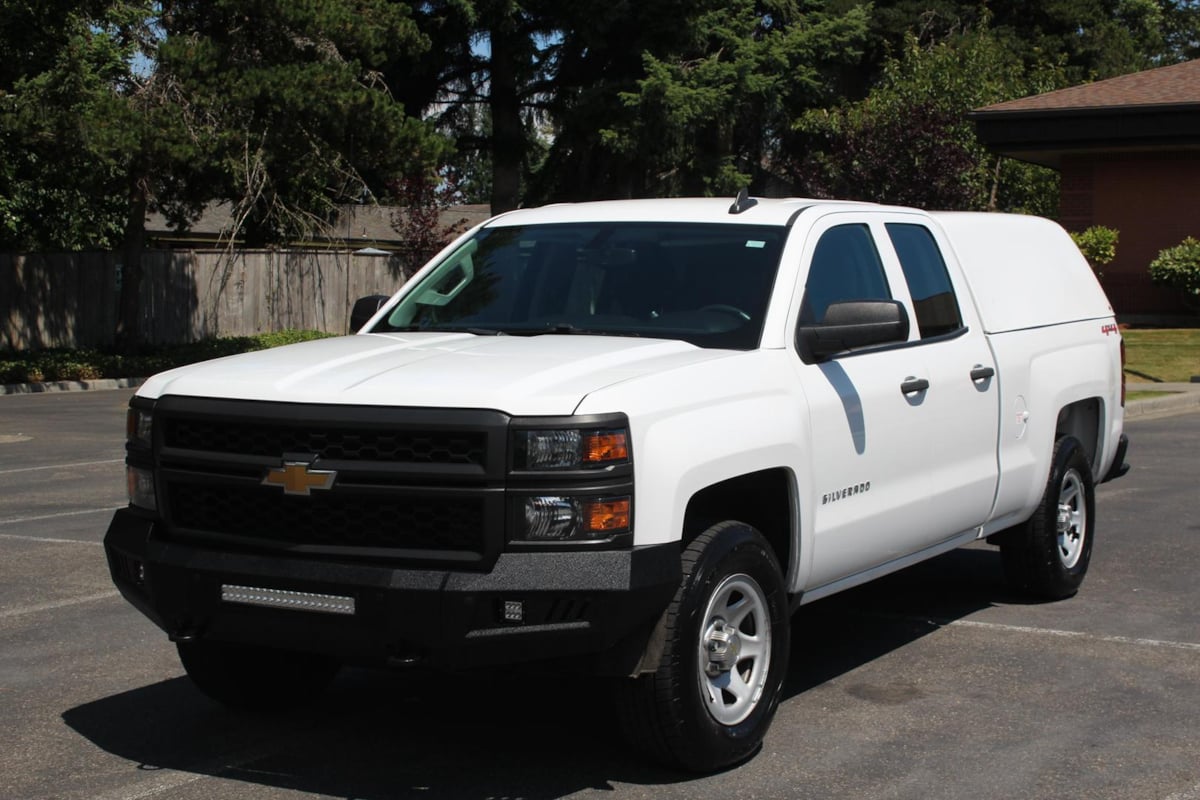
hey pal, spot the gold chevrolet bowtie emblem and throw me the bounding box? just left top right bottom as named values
left=262, top=461, right=337, bottom=496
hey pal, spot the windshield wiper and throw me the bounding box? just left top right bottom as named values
left=389, top=325, right=506, bottom=336
left=505, top=323, right=642, bottom=338
left=500, top=322, right=573, bottom=336
left=393, top=322, right=644, bottom=338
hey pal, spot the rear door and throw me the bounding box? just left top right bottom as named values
left=879, top=216, right=1000, bottom=538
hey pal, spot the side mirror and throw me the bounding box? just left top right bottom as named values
left=797, top=300, right=910, bottom=362
left=350, top=294, right=390, bottom=333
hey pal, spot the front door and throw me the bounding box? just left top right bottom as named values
left=791, top=218, right=943, bottom=589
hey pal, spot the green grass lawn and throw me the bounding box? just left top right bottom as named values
left=1123, top=328, right=1200, bottom=384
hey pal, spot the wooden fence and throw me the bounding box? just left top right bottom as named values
left=2, top=249, right=413, bottom=350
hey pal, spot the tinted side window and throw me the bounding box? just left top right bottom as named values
left=886, top=223, right=963, bottom=338
left=800, top=224, right=891, bottom=324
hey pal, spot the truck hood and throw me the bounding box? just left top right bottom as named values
left=138, top=332, right=735, bottom=415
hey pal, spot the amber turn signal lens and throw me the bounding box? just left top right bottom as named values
left=583, top=497, right=631, bottom=533
left=582, top=431, right=629, bottom=464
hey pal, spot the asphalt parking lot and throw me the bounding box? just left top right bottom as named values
left=1, top=389, right=1198, bottom=800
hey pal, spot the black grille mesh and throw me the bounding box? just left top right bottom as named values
left=167, top=483, right=484, bottom=553
left=164, top=418, right=487, bottom=466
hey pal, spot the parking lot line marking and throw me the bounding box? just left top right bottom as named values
left=0, top=532, right=105, bottom=545
left=91, top=768, right=209, bottom=800
left=0, top=506, right=122, bottom=527
left=0, top=458, right=123, bottom=475
left=89, top=741, right=300, bottom=800
left=0, top=590, right=120, bottom=620
left=860, top=611, right=1200, bottom=653
left=1165, top=781, right=1200, bottom=800
left=941, top=617, right=1200, bottom=653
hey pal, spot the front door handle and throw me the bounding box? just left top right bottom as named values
left=901, top=377, right=930, bottom=395
left=970, top=365, right=996, bottom=382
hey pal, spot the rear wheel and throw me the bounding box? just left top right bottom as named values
left=1000, top=436, right=1096, bottom=599
left=177, top=640, right=340, bottom=711
left=618, top=521, right=790, bottom=771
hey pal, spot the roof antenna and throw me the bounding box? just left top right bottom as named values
left=729, top=187, right=758, bottom=214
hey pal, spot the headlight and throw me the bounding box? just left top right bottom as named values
left=514, top=428, right=629, bottom=470
left=518, top=495, right=631, bottom=542
left=126, top=465, right=157, bottom=510
left=125, top=404, right=155, bottom=509
left=126, top=407, right=153, bottom=448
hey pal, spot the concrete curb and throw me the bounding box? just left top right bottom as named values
left=1, top=377, right=146, bottom=396
left=1124, top=387, right=1200, bottom=419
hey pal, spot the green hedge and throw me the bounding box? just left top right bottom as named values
left=1149, top=236, right=1200, bottom=299
left=1069, top=226, right=1118, bottom=274
left=0, top=330, right=334, bottom=385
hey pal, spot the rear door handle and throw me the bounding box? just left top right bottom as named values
left=901, top=377, right=929, bottom=395
left=970, top=365, right=995, bottom=381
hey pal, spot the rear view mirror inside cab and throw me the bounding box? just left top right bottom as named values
left=385, top=239, right=480, bottom=327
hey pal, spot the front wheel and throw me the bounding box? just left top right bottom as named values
left=618, top=521, right=790, bottom=771
left=1000, top=435, right=1096, bottom=599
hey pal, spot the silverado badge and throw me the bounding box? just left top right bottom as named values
left=262, top=460, right=337, bottom=496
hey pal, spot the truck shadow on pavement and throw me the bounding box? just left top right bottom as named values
left=63, top=547, right=1019, bottom=798
left=785, top=545, right=1017, bottom=697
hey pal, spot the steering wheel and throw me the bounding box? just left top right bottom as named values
left=699, top=304, right=751, bottom=322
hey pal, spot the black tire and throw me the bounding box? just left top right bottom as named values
left=177, top=640, right=340, bottom=711
left=1000, top=436, right=1096, bottom=600
left=617, top=521, right=790, bottom=772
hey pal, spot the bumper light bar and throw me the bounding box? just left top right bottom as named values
left=221, top=584, right=356, bottom=616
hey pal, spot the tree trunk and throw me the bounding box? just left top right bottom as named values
left=988, top=156, right=1003, bottom=212
left=489, top=22, right=523, bottom=214
left=114, top=174, right=148, bottom=354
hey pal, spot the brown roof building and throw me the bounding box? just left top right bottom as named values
left=970, top=58, right=1200, bottom=315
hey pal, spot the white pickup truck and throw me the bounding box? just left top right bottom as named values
left=105, top=195, right=1129, bottom=771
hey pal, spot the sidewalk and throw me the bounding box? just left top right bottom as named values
left=1, top=377, right=145, bottom=395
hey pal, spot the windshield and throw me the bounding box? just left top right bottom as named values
left=372, top=222, right=786, bottom=349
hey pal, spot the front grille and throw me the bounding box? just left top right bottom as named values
left=164, top=418, right=487, bottom=466
left=148, top=399, right=511, bottom=567
left=167, top=482, right=485, bottom=554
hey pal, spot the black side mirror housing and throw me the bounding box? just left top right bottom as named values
left=350, top=294, right=390, bottom=333
left=797, top=300, right=910, bottom=362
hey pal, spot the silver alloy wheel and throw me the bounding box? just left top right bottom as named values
left=1056, top=467, right=1087, bottom=569
left=697, top=573, right=772, bottom=726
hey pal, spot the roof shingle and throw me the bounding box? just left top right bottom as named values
left=978, top=58, right=1200, bottom=113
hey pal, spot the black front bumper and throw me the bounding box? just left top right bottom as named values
left=104, top=509, right=680, bottom=674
